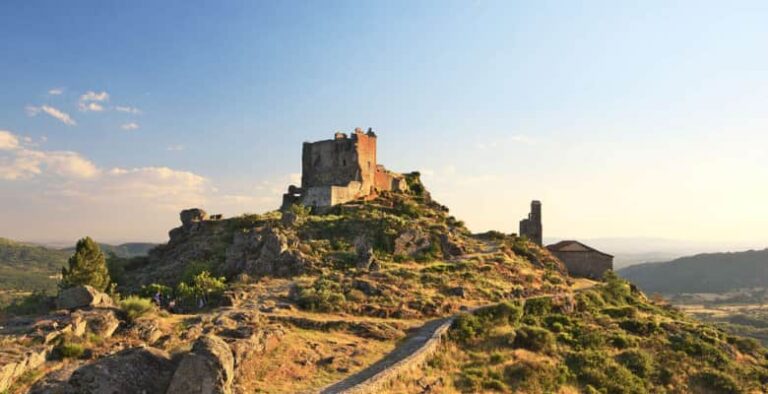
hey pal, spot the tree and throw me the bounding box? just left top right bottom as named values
left=60, top=237, right=110, bottom=291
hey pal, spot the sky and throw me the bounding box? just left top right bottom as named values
left=1, top=1, right=767, bottom=247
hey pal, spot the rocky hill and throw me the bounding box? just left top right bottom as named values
left=618, top=249, right=768, bottom=294
left=2, top=178, right=767, bottom=393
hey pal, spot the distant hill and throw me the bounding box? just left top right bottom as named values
left=0, top=237, right=69, bottom=294
left=0, top=238, right=156, bottom=297
left=60, top=242, right=156, bottom=258
left=618, top=249, right=768, bottom=294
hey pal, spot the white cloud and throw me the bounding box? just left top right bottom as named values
left=79, top=102, right=104, bottom=112
left=121, top=122, right=139, bottom=131
left=25, top=105, right=41, bottom=116
left=0, top=130, right=20, bottom=150
left=0, top=129, right=294, bottom=241
left=80, top=91, right=109, bottom=102
left=166, top=145, right=185, bottom=151
left=26, top=105, right=77, bottom=126
left=43, top=151, right=100, bottom=179
left=78, top=91, right=109, bottom=112
left=48, top=88, right=64, bottom=96
left=115, top=106, right=141, bottom=114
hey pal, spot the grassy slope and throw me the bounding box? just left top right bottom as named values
left=393, top=274, right=768, bottom=394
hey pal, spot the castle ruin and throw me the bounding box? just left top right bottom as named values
left=282, top=128, right=408, bottom=208
left=519, top=200, right=543, bottom=246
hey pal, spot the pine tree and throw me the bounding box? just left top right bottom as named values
left=60, top=236, right=110, bottom=291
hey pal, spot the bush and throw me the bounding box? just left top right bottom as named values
left=608, top=333, right=635, bottom=349
left=565, top=350, right=646, bottom=394
left=451, top=313, right=484, bottom=343
left=513, top=325, right=555, bottom=352
left=140, top=283, right=173, bottom=299
left=689, top=369, right=742, bottom=394
left=174, top=270, right=227, bottom=309
left=669, top=333, right=729, bottom=367
left=619, top=318, right=659, bottom=336
left=524, top=297, right=552, bottom=317
left=54, top=341, right=85, bottom=359
left=503, top=359, right=565, bottom=393
left=603, top=306, right=637, bottom=318
left=120, top=296, right=155, bottom=321
left=615, top=350, right=654, bottom=378
left=727, top=335, right=763, bottom=356
left=477, top=301, right=523, bottom=326
left=296, top=276, right=346, bottom=312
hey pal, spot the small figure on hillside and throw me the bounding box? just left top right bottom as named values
left=168, top=299, right=176, bottom=313
left=153, top=291, right=162, bottom=306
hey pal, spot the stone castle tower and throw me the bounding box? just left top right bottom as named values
left=519, top=200, right=542, bottom=246
left=282, top=128, right=407, bottom=208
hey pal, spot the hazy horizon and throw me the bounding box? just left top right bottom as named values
left=2, top=1, right=767, bottom=245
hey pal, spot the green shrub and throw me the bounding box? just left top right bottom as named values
left=619, top=318, right=659, bottom=336
left=565, top=350, right=646, bottom=394
left=451, top=313, right=484, bottom=343
left=524, top=297, right=552, bottom=317
left=119, top=296, right=155, bottom=321
left=689, top=369, right=742, bottom=394
left=727, top=335, right=763, bottom=356
left=477, top=301, right=523, bottom=326
left=55, top=341, right=84, bottom=359
left=503, top=360, right=565, bottom=393
left=603, top=306, right=637, bottom=318
left=669, top=333, right=729, bottom=367
left=608, top=333, right=636, bottom=349
left=140, top=283, right=173, bottom=299
left=296, top=276, right=346, bottom=312
left=513, top=325, right=555, bottom=352
left=615, top=350, right=654, bottom=378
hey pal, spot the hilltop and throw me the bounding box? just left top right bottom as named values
left=1, top=177, right=767, bottom=393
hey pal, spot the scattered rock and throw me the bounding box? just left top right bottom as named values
left=128, top=317, right=165, bottom=345
left=0, top=345, right=48, bottom=392
left=55, top=286, right=113, bottom=310
left=394, top=229, right=432, bottom=257
left=167, top=335, right=235, bottom=394
left=74, top=309, right=120, bottom=338
left=440, top=233, right=465, bottom=257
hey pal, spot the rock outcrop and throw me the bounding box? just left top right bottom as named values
left=55, top=285, right=114, bottom=310
left=223, top=227, right=311, bottom=278
left=167, top=335, right=234, bottom=394
left=45, top=347, right=176, bottom=394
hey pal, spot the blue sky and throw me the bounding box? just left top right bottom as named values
left=1, top=1, right=767, bottom=246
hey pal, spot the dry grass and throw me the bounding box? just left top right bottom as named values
left=234, top=328, right=397, bottom=393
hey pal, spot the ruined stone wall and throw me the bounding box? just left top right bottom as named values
left=354, top=131, right=377, bottom=195
left=519, top=201, right=543, bottom=246
left=552, top=251, right=613, bottom=279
